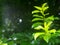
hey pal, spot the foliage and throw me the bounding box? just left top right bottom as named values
left=0, top=0, right=59, bottom=45
left=0, top=40, right=7, bottom=45
left=32, top=2, right=60, bottom=44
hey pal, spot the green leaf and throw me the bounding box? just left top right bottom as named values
left=45, top=13, right=49, bottom=15
left=33, top=32, right=44, bottom=40
left=49, top=29, right=56, bottom=34
left=1, top=43, right=8, bottom=45
left=32, top=10, right=40, bottom=14
left=42, top=3, right=49, bottom=11
left=33, top=15, right=43, bottom=18
left=32, top=22, right=42, bottom=28
left=44, top=22, right=52, bottom=31
left=45, top=16, right=54, bottom=21
left=34, top=6, right=42, bottom=11
left=42, top=6, right=49, bottom=11
left=32, top=18, right=43, bottom=22
left=47, top=21, right=52, bottom=28
left=44, top=21, right=52, bottom=30
left=42, top=3, right=47, bottom=8
left=43, top=33, right=51, bottom=43
left=34, top=25, right=44, bottom=30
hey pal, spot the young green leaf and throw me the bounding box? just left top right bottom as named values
left=32, top=22, right=42, bottom=28
left=34, top=6, right=42, bottom=11
left=33, top=15, right=43, bottom=18
left=42, top=6, right=49, bottom=11
left=44, top=21, right=52, bottom=30
left=32, top=18, right=43, bottom=22
left=34, top=25, right=44, bottom=30
left=32, top=10, right=40, bottom=14
left=42, top=3, right=47, bottom=8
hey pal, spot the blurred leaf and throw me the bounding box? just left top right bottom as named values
left=34, top=6, right=42, bottom=11
left=34, top=25, right=44, bottom=30
left=42, top=3, right=49, bottom=11
left=44, top=22, right=52, bottom=31
left=46, top=21, right=52, bottom=29
left=54, top=17, right=59, bottom=20
left=32, top=10, right=40, bottom=14
left=45, top=16, right=54, bottom=22
left=32, top=22, right=42, bottom=28
left=43, top=33, right=51, bottom=43
left=42, top=6, right=49, bottom=11
left=42, top=3, right=47, bottom=8
left=32, top=18, right=43, bottom=22
left=33, top=15, right=43, bottom=18
left=1, top=43, right=7, bottom=45
left=33, top=32, right=44, bottom=40
left=49, top=29, right=56, bottom=34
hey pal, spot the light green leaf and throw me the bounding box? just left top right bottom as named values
left=32, top=18, right=43, bottom=22
left=42, top=3, right=47, bottom=8
left=2, top=43, right=8, bottom=45
left=32, top=22, right=42, bottom=28
left=44, top=22, right=52, bottom=31
left=43, top=33, right=51, bottom=43
left=33, top=32, right=44, bottom=40
left=34, top=25, right=44, bottom=30
left=49, top=29, right=56, bottom=34
left=42, top=6, right=49, bottom=11
left=32, top=10, right=40, bottom=14
left=34, top=6, right=42, bottom=11
left=44, top=21, right=52, bottom=30
left=47, top=21, right=52, bottom=27
left=33, top=15, right=43, bottom=18
left=45, top=16, right=54, bottom=21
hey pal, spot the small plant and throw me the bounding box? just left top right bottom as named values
left=32, top=3, right=60, bottom=43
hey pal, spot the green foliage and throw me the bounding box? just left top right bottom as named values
left=0, top=40, right=7, bottom=45
left=32, top=2, right=60, bottom=43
